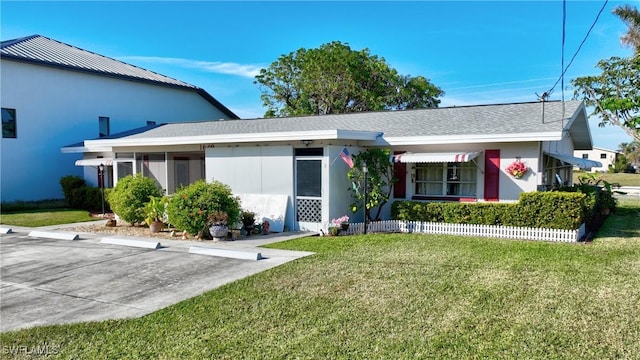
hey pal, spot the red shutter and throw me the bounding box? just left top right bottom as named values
left=393, top=151, right=406, bottom=199
left=484, top=150, right=500, bottom=201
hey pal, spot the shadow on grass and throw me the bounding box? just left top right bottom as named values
left=596, top=198, right=640, bottom=239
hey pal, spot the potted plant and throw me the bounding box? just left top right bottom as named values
left=144, top=196, right=167, bottom=233
left=207, top=211, right=229, bottom=240
left=506, top=160, right=529, bottom=179
left=331, top=215, right=350, bottom=231
left=241, top=210, right=256, bottom=235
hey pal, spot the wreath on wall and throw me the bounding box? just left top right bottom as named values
left=506, top=160, right=529, bottom=179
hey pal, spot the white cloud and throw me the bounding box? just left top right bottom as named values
left=120, top=56, right=263, bottom=78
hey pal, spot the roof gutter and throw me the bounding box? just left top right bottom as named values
left=82, top=129, right=381, bottom=150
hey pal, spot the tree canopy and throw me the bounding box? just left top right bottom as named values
left=572, top=56, right=640, bottom=144
left=571, top=4, right=640, bottom=144
left=254, top=41, right=444, bottom=117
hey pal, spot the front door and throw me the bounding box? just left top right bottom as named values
left=295, top=148, right=323, bottom=231
left=175, top=159, right=190, bottom=189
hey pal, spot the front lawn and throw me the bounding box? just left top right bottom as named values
left=1, top=201, right=639, bottom=358
left=0, top=209, right=96, bottom=227
left=574, top=171, right=640, bottom=186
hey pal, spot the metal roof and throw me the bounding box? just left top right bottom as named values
left=82, top=100, right=592, bottom=149
left=1, top=35, right=239, bottom=119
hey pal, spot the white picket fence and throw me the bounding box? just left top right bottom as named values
left=339, top=220, right=585, bottom=243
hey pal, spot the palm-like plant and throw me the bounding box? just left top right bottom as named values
left=619, top=141, right=640, bottom=169
left=614, top=4, right=640, bottom=53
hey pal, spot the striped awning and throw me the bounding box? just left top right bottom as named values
left=392, top=152, right=481, bottom=163
left=75, top=158, right=113, bottom=166
left=545, top=152, right=602, bottom=169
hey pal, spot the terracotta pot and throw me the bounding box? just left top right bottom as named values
left=149, top=221, right=164, bottom=233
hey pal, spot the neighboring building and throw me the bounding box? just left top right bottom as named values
left=66, top=100, right=599, bottom=233
left=1, top=35, right=238, bottom=202
left=574, top=147, right=622, bottom=173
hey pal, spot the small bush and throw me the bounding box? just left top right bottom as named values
left=167, top=180, right=241, bottom=238
left=70, top=186, right=110, bottom=212
left=60, top=175, right=86, bottom=206
left=107, top=174, right=162, bottom=225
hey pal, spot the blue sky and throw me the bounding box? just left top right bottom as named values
left=1, top=1, right=637, bottom=150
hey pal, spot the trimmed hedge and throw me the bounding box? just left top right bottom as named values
left=391, top=191, right=588, bottom=230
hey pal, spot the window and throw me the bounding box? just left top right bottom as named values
left=600, top=153, right=607, bottom=159
left=147, top=120, right=156, bottom=126
left=582, top=154, right=589, bottom=159
left=415, top=162, right=476, bottom=197
left=2, top=108, right=16, bottom=138
left=416, top=162, right=476, bottom=196
left=99, top=116, right=110, bottom=138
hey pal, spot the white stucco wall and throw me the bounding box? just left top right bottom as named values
left=0, top=60, right=231, bottom=201
left=205, top=146, right=295, bottom=231
left=326, top=145, right=364, bottom=225
left=391, top=143, right=541, bottom=203
left=573, top=147, right=618, bottom=173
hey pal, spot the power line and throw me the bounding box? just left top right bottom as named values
left=545, top=0, right=609, bottom=98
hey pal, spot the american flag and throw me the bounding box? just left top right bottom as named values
left=339, top=147, right=354, bottom=168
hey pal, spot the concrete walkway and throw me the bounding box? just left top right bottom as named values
left=0, top=221, right=316, bottom=333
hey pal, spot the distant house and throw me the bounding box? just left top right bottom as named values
left=573, top=147, right=622, bottom=173
left=0, top=35, right=238, bottom=202
left=65, top=100, right=600, bottom=232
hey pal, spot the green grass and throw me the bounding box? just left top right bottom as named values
left=0, top=209, right=96, bottom=227
left=1, top=202, right=639, bottom=359
left=574, top=171, right=640, bottom=186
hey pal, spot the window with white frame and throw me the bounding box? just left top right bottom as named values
left=415, top=162, right=477, bottom=197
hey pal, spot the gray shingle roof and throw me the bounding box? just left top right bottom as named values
left=115, top=100, right=583, bottom=141
left=1, top=35, right=239, bottom=119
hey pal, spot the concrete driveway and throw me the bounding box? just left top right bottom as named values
left=0, top=228, right=314, bottom=332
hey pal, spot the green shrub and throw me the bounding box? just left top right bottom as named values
left=70, top=186, right=110, bottom=212
left=107, top=174, right=162, bottom=225
left=60, top=175, right=86, bottom=206
left=166, top=180, right=241, bottom=238
left=392, top=191, right=588, bottom=230
left=517, top=192, right=586, bottom=229
left=393, top=201, right=517, bottom=226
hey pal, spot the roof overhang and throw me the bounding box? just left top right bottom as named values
left=392, top=151, right=481, bottom=163
left=371, top=132, right=562, bottom=146
left=83, top=129, right=383, bottom=150
left=564, top=102, right=594, bottom=150
left=545, top=152, right=602, bottom=169
left=61, top=144, right=112, bottom=153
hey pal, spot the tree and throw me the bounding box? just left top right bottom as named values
left=571, top=55, right=640, bottom=143
left=619, top=140, right=640, bottom=170
left=254, top=41, right=443, bottom=117
left=613, top=4, right=640, bottom=52
left=347, top=148, right=396, bottom=222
